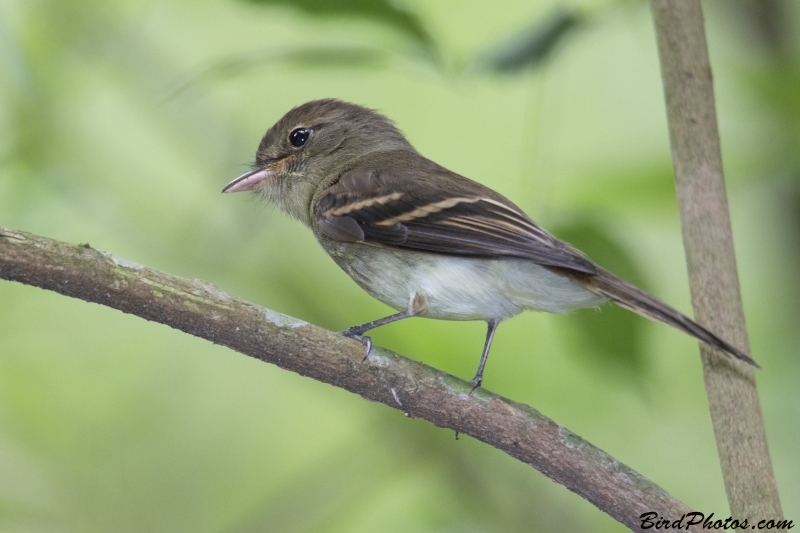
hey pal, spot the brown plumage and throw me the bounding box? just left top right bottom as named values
left=224, top=99, right=758, bottom=386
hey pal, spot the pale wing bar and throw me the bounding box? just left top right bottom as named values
left=316, top=187, right=597, bottom=274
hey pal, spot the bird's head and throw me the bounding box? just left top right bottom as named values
left=222, top=99, right=413, bottom=225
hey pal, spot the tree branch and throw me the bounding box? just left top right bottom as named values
left=650, top=0, right=783, bottom=522
left=0, top=226, right=713, bottom=532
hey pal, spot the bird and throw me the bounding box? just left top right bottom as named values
left=222, top=98, right=758, bottom=388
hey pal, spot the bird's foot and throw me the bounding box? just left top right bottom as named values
left=469, top=376, right=482, bottom=393
left=339, top=327, right=373, bottom=361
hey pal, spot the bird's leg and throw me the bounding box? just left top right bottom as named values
left=340, top=310, right=415, bottom=359
left=340, top=293, right=426, bottom=361
left=470, top=319, right=500, bottom=391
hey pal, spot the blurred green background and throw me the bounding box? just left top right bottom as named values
left=1, top=0, right=798, bottom=531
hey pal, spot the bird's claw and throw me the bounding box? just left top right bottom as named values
left=469, top=376, right=482, bottom=393
left=339, top=328, right=373, bottom=361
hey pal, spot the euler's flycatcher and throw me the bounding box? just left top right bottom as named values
left=223, top=99, right=757, bottom=387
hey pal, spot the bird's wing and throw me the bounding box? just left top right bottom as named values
left=314, top=163, right=597, bottom=274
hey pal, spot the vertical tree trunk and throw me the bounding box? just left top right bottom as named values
left=650, top=0, right=782, bottom=523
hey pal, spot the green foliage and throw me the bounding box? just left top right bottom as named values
left=740, top=62, right=800, bottom=171
left=480, top=9, right=584, bottom=72
left=1, top=0, right=799, bottom=532
left=244, top=0, right=435, bottom=50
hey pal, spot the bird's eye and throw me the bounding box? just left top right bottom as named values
left=289, top=128, right=310, bottom=147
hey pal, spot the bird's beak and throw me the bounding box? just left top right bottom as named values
left=222, top=166, right=272, bottom=194
left=223, top=155, right=296, bottom=193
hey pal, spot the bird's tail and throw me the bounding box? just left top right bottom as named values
left=583, top=269, right=759, bottom=368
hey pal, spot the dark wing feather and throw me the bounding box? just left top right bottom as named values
left=315, top=161, right=597, bottom=274
left=314, top=155, right=759, bottom=368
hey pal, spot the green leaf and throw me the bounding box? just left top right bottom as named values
left=243, top=0, right=435, bottom=50
left=480, top=9, right=584, bottom=73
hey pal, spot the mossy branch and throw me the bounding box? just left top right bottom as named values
left=1, top=226, right=713, bottom=532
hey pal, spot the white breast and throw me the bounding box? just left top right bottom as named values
left=325, top=242, right=607, bottom=322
